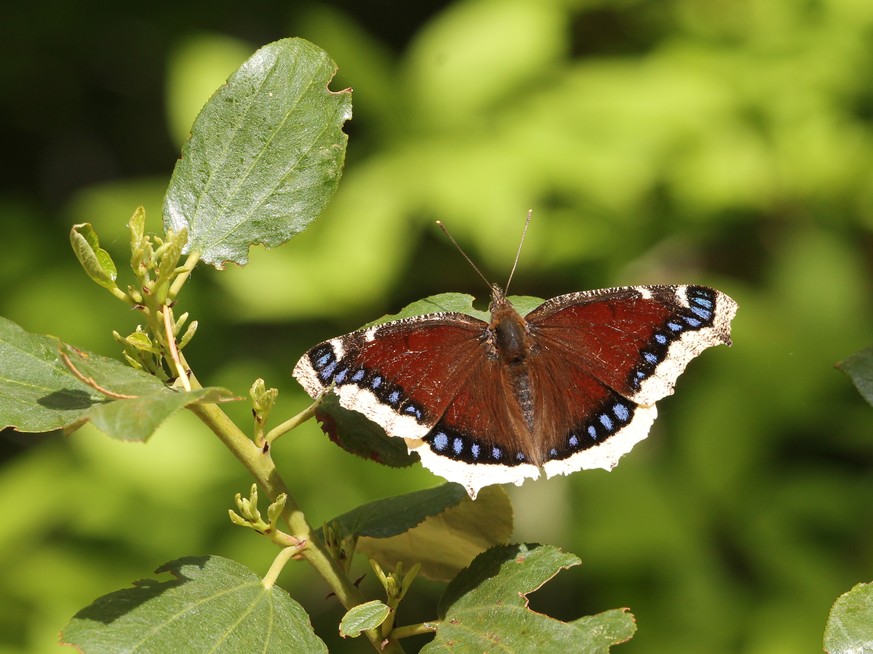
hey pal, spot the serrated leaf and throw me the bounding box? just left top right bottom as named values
left=330, top=483, right=469, bottom=540
left=824, top=581, right=873, bottom=654
left=163, top=37, right=352, bottom=268
left=357, top=486, right=513, bottom=581
left=58, top=341, right=236, bottom=442
left=569, top=609, right=639, bottom=654
left=0, top=316, right=233, bottom=440
left=71, top=386, right=235, bottom=442
left=423, top=544, right=636, bottom=654
left=837, top=346, right=873, bottom=407
left=61, top=555, right=328, bottom=654
left=314, top=393, right=418, bottom=467
left=339, top=600, right=391, bottom=638
left=70, top=223, right=118, bottom=290
left=0, top=316, right=119, bottom=432
left=58, top=342, right=170, bottom=398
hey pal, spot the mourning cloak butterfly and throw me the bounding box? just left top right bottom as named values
left=293, top=231, right=737, bottom=498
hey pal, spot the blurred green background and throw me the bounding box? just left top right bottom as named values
left=2, top=1, right=872, bottom=652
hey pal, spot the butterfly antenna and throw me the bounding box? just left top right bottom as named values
left=504, top=209, right=532, bottom=294
left=435, top=220, right=492, bottom=291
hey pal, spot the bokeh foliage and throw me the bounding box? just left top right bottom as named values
left=1, top=1, right=872, bottom=653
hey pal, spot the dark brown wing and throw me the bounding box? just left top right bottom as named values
left=522, top=284, right=736, bottom=478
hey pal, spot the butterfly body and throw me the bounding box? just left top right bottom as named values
left=294, top=284, right=737, bottom=497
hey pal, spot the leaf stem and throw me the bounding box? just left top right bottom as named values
left=262, top=394, right=322, bottom=445
left=262, top=545, right=300, bottom=589
left=58, top=346, right=138, bottom=399
left=390, top=622, right=439, bottom=639
left=162, top=307, right=191, bottom=391
left=168, top=251, right=201, bottom=300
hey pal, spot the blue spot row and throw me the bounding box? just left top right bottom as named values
left=307, top=343, right=426, bottom=424
left=426, top=395, right=637, bottom=465
left=627, top=286, right=718, bottom=392
left=426, top=423, right=525, bottom=466
left=548, top=397, right=636, bottom=460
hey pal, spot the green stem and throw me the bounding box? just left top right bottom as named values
left=109, top=285, right=136, bottom=305
left=391, top=622, right=439, bottom=640
left=168, top=251, right=201, bottom=300
left=263, top=396, right=321, bottom=445
left=185, top=396, right=405, bottom=654
left=262, top=545, right=299, bottom=589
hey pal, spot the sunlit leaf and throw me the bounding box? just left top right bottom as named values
left=837, top=346, right=873, bottom=407
left=69, top=387, right=234, bottom=442
left=61, top=555, right=327, bottom=653
left=339, top=600, right=391, bottom=638
left=163, top=37, right=352, bottom=268
left=423, top=544, right=636, bottom=653
left=0, top=316, right=121, bottom=432
left=70, top=223, right=118, bottom=291
left=0, top=316, right=232, bottom=440
left=357, top=486, right=513, bottom=581
left=824, top=581, right=873, bottom=654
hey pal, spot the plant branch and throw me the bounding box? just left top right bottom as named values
left=184, top=389, right=405, bottom=653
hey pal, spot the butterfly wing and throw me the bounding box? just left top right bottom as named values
left=409, top=350, right=542, bottom=497
left=294, top=284, right=737, bottom=496
left=523, top=284, right=737, bottom=478
left=294, top=310, right=543, bottom=496
left=294, top=311, right=492, bottom=442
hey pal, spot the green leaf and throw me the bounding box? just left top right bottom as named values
left=837, top=346, right=873, bottom=407
left=365, top=293, right=545, bottom=327
left=61, top=555, right=328, bottom=654
left=423, top=544, right=636, bottom=654
left=571, top=610, right=640, bottom=654
left=57, top=342, right=171, bottom=398
left=339, top=600, right=391, bottom=638
left=330, top=483, right=469, bottom=540
left=357, top=486, right=513, bottom=581
left=824, top=581, right=873, bottom=654
left=72, top=387, right=234, bottom=442
left=0, top=316, right=232, bottom=440
left=0, top=316, right=115, bottom=432
left=163, top=37, right=352, bottom=268
left=59, top=343, right=236, bottom=441
left=70, top=223, right=118, bottom=290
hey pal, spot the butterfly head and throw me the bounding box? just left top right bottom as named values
left=489, top=283, right=507, bottom=308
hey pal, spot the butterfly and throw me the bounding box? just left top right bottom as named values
left=293, top=221, right=737, bottom=498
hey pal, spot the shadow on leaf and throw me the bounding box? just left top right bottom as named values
left=37, top=389, right=99, bottom=411
left=71, top=556, right=208, bottom=624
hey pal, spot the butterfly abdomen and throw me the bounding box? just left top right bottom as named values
left=491, top=297, right=542, bottom=460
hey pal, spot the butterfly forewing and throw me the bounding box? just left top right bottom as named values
left=526, top=285, right=736, bottom=406
left=294, top=311, right=488, bottom=441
